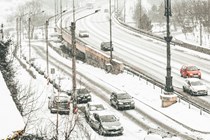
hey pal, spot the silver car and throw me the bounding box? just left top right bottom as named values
left=183, top=78, right=208, bottom=96
left=85, top=102, right=105, bottom=122
left=48, top=93, right=70, bottom=115
left=89, top=111, right=123, bottom=136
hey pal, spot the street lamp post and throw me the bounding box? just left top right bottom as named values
left=1, top=24, right=3, bottom=41
left=71, top=9, right=100, bottom=113
left=164, top=0, right=173, bottom=93
left=109, top=0, right=113, bottom=62
left=45, top=10, right=66, bottom=77
left=17, top=13, right=30, bottom=58
left=28, top=11, right=44, bottom=64
left=60, top=0, right=63, bottom=39
left=16, top=18, right=19, bottom=56
left=28, top=17, right=31, bottom=62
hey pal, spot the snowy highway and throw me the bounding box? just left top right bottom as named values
left=17, top=39, right=210, bottom=139
left=61, top=7, right=210, bottom=106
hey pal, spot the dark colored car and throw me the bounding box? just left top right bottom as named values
left=48, top=93, right=70, bottom=115
left=100, top=42, right=114, bottom=51
left=180, top=65, right=201, bottom=79
left=110, top=91, right=135, bottom=110
left=79, top=30, right=89, bottom=37
left=74, top=87, right=91, bottom=103
left=89, top=111, right=124, bottom=136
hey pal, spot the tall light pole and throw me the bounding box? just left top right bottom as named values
left=1, top=24, right=3, bottom=41
left=28, top=11, right=44, bottom=64
left=71, top=9, right=100, bottom=114
left=109, top=0, right=113, bottom=62
left=164, top=0, right=173, bottom=93
left=46, top=10, right=67, bottom=77
left=28, top=17, right=31, bottom=62
left=16, top=18, right=19, bottom=56
left=60, top=0, right=63, bottom=39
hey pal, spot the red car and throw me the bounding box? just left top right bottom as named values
left=180, top=65, right=201, bottom=79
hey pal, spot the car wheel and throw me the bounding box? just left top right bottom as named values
left=189, top=90, right=193, bottom=95
left=183, top=86, right=186, bottom=92
left=116, top=104, right=119, bottom=110
left=99, top=126, right=104, bottom=135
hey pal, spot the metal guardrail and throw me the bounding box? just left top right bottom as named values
left=124, top=65, right=210, bottom=115
left=114, top=16, right=210, bottom=55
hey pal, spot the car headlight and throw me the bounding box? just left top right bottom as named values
left=102, top=126, right=109, bottom=130
left=131, top=101, right=135, bottom=104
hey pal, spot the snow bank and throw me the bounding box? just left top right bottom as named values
left=0, top=71, right=25, bottom=139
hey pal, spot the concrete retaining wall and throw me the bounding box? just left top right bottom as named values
left=57, top=28, right=124, bottom=74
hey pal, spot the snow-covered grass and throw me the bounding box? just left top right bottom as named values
left=0, top=71, right=25, bottom=139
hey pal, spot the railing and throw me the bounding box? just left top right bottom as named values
left=114, top=16, right=210, bottom=55
left=124, top=65, right=210, bottom=115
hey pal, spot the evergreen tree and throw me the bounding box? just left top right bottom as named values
left=138, top=14, right=153, bottom=31
left=133, top=1, right=153, bottom=31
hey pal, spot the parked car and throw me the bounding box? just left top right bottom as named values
left=110, top=91, right=135, bottom=110
left=79, top=30, right=89, bottom=37
left=48, top=92, right=70, bottom=115
left=183, top=78, right=208, bottom=96
left=180, top=65, right=201, bottom=79
left=85, top=102, right=105, bottom=122
left=100, top=42, right=113, bottom=51
left=54, top=77, right=71, bottom=95
left=70, top=87, right=91, bottom=103
left=89, top=111, right=123, bottom=136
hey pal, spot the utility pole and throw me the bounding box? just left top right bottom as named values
left=109, top=0, right=113, bottom=62
left=71, top=8, right=100, bottom=114
left=16, top=18, right=19, bottom=56
left=45, top=20, right=49, bottom=77
left=54, top=0, right=57, bottom=26
left=60, top=0, right=63, bottom=39
left=123, top=0, right=126, bottom=23
left=19, top=17, right=22, bottom=58
left=45, top=10, right=66, bottom=79
left=139, top=0, right=142, bottom=29
left=200, top=20, right=202, bottom=46
left=28, top=17, right=31, bottom=62
left=1, top=24, right=3, bottom=41
left=164, top=0, right=173, bottom=93
left=72, top=0, right=77, bottom=114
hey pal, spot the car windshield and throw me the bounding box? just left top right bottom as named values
left=191, top=81, right=203, bottom=86
left=90, top=104, right=105, bottom=111
left=117, top=93, right=132, bottom=100
left=187, top=66, right=198, bottom=71
left=54, top=96, right=69, bottom=103
left=100, top=115, right=117, bottom=122
left=77, top=88, right=89, bottom=94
